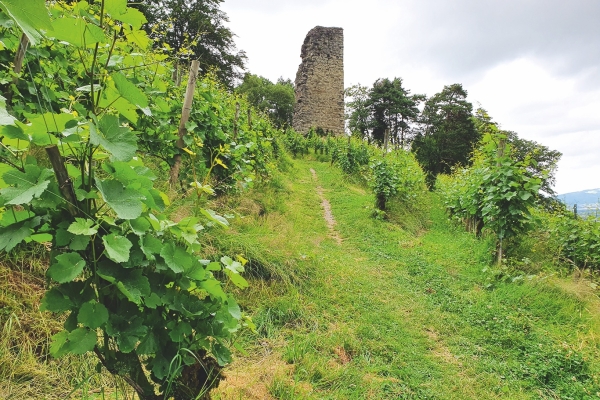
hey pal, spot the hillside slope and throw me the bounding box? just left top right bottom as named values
left=213, top=158, right=600, bottom=399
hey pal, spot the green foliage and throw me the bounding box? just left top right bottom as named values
left=133, top=0, right=246, bottom=87
left=440, top=131, right=543, bottom=262
left=550, top=213, right=600, bottom=270
left=0, top=1, right=261, bottom=397
left=345, top=78, right=423, bottom=146
left=236, top=73, right=295, bottom=129
left=412, top=83, right=480, bottom=187
left=369, top=159, right=400, bottom=211
left=369, top=151, right=427, bottom=211
left=283, top=129, right=309, bottom=158
left=0, top=0, right=52, bottom=45
left=329, top=136, right=371, bottom=175
left=473, top=108, right=562, bottom=201
left=136, top=73, right=282, bottom=193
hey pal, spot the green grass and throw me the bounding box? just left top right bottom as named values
left=2, top=156, right=600, bottom=399
left=0, top=247, right=130, bottom=400
left=213, top=158, right=600, bottom=399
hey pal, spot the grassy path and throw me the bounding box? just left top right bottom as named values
left=214, top=159, right=600, bottom=399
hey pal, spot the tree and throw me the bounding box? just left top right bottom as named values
left=473, top=108, right=562, bottom=201
left=478, top=133, right=542, bottom=264
left=236, top=74, right=295, bottom=129
left=345, top=84, right=371, bottom=140
left=412, top=83, right=479, bottom=187
left=131, top=0, right=246, bottom=87
left=345, top=78, right=423, bottom=146
left=368, top=78, right=423, bottom=148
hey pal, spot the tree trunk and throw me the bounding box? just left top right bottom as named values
left=376, top=194, right=386, bottom=211
left=45, top=145, right=80, bottom=217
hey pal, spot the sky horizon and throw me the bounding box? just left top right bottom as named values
left=221, top=0, right=600, bottom=195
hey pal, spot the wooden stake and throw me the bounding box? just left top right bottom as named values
left=6, top=34, right=29, bottom=103
left=233, top=102, right=240, bottom=141
left=45, top=145, right=79, bottom=217
left=170, top=60, right=200, bottom=186
left=383, top=128, right=389, bottom=156
left=247, top=109, right=252, bottom=130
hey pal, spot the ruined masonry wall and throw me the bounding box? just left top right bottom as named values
left=293, top=26, right=344, bottom=136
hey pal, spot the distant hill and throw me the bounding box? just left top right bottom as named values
left=558, top=188, right=600, bottom=214
left=558, top=188, right=600, bottom=206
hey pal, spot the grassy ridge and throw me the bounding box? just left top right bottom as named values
left=213, top=158, right=600, bottom=399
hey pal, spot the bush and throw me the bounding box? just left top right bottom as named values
left=369, top=151, right=427, bottom=211
left=330, top=137, right=371, bottom=175
left=550, top=213, right=600, bottom=270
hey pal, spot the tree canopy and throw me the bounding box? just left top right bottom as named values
left=131, top=0, right=246, bottom=87
left=236, top=74, right=295, bottom=129
left=412, top=83, right=480, bottom=187
left=345, top=78, right=423, bottom=147
left=473, top=108, right=562, bottom=201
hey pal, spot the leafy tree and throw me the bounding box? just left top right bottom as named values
left=368, top=78, right=423, bottom=148
left=412, top=83, right=479, bottom=188
left=473, top=108, right=562, bottom=200
left=345, top=79, right=423, bottom=147
left=345, top=84, right=371, bottom=140
left=440, top=129, right=543, bottom=264
left=132, top=0, right=246, bottom=87
left=479, top=133, right=542, bottom=263
left=236, top=73, right=295, bottom=129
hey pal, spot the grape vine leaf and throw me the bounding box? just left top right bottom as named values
left=49, top=331, right=69, bottom=357
left=102, top=233, right=132, bottom=263
left=129, top=217, right=150, bottom=236
left=97, top=262, right=150, bottom=305
left=160, top=243, right=192, bottom=273
left=119, top=9, right=146, bottom=30
left=186, top=264, right=206, bottom=281
left=47, top=253, right=86, bottom=283
left=65, top=327, right=98, bottom=355
left=140, top=235, right=162, bottom=260
left=0, top=124, right=27, bottom=140
left=212, top=342, right=232, bottom=366
left=0, top=217, right=40, bottom=251
left=40, top=288, right=74, bottom=313
left=200, top=279, right=226, bottom=301
left=0, top=94, right=16, bottom=125
left=1, top=165, right=53, bottom=205
left=104, top=0, right=127, bottom=16
left=90, top=116, right=137, bottom=162
left=77, top=301, right=109, bottom=329
left=67, top=218, right=98, bottom=236
left=137, top=332, right=158, bottom=355
left=95, top=178, right=144, bottom=220
left=112, top=72, right=149, bottom=109
left=51, top=17, right=106, bottom=48
left=0, top=0, right=52, bottom=45
left=227, top=296, right=241, bottom=320
left=124, top=26, right=150, bottom=49
left=167, top=321, right=192, bottom=343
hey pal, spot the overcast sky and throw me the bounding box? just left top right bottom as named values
left=221, top=0, right=600, bottom=195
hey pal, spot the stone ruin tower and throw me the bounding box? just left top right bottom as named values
left=293, top=26, right=344, bottom=136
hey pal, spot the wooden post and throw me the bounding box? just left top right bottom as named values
left=233, top=102, right=240, bottom=141
left=383, top=128, right=389, bottom=156
left=247, top=109, right=252, bottom=130
left=6, top=34, right=29, bottom=103
left=45, top=145, right=79, bottom=217
left=496, top=138, right=507, bottom=265
left=170, top=60, right=200, bottom=186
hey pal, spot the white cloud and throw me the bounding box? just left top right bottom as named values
left=221, top=0, right=600, bottom=194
